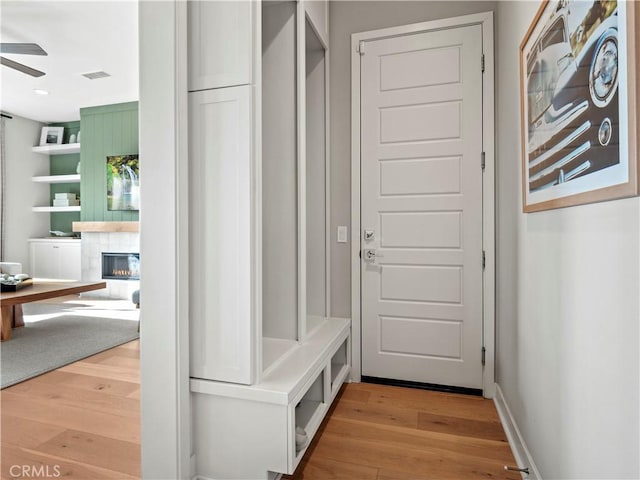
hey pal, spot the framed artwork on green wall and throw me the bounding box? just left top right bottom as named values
left=107, top=154, right=140, bottom=211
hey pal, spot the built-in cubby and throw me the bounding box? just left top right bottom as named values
left=305, top=16, right=327, bottom=338
left=294, top=368, right=325, bottom=454
left=262, top=1, right=299, bottom=372
left=330, top=338, right=350, bottom=398
left=187, top=1, right=347, bottom=478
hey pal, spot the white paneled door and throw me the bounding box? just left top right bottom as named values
left=361, top=25, right=484, bottom=389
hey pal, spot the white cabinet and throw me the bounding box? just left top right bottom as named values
left=187, top=0, right=253, bottom=91
left=29, top=239, right=81, bottom=280
left=189, top=85, right=255, bottom=385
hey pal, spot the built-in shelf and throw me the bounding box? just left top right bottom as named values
left=32, top=174, right=81, bottom=184
left=72, top=221, right=139, bottom=233
left=32, top=206, right=81, bottom=213
left=32, top=143, right=81, bottom=155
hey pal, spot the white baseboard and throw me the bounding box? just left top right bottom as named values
left=494, top=383, right=542, bottom=480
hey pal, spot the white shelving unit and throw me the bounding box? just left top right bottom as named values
left=32, top=174, right=81, bottom=184
left=189, top=2, right=340, bottom=479
left=31, top=143, right=81, bottom=155
left=32, top=206, right=81, bottom=213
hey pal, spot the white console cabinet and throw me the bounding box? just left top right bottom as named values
left=28, top=238, right=81, bottom=280
left=187, top=1, right=341, bottom=479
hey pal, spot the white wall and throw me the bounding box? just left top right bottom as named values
left=496, top=2, right=640, bottom=478
left=328, top=0, right=497, bottom=317
left=3, top=114, right=49, bottom=270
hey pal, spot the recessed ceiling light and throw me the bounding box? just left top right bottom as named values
left=33, top=89, right=49, bottom=95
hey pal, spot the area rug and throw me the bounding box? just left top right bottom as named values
left=1, top=298, right=139, bottom=388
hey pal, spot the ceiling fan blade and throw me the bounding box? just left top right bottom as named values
left=0, top=57, right=45, bottom=77
left=0, top=43, right=47, bottom=56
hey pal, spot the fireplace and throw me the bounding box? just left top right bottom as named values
left=102, top=253, right=140, bottom=280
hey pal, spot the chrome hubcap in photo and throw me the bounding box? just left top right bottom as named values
left=598, top=118, right=612, bottom=146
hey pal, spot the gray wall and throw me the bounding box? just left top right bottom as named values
left=3, top=114, right=49, bottom=271
left=329, top=0, right=498, bottom=317
left=496, top=1, right=639, bottom=478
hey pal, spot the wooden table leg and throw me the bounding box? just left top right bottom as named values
left=12, top=305, right=24, bottom=328
left=1, top=305, right=13, bottom=341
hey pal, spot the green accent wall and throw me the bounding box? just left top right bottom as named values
left=49, top=121, right=81, bottom=232
left=80, top=102, right=139, bottom=222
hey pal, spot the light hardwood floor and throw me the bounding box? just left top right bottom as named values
left=287, top=383, right=519, bottom=480
left=1, top=340, right=140, bottom=480
left=2, top=341, right=517, bottom=480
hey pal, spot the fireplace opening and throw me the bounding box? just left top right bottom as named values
left=102, top=253, right=140, bottom=280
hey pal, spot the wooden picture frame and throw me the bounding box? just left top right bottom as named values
left=520, top=0, right=639, bottom=212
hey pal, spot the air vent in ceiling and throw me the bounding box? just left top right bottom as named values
left=82, top=71, right=110, bottom=80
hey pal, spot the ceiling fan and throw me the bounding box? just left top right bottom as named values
left=0, top=43, right=47, bottom=77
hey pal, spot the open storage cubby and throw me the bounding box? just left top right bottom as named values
left=305, top=15, right=328, bottom=339
left=330, top=338, right=349, bottom=397
left=262, top=1, right=300, bottom=373
left=294, top=368, right=325, bottom=453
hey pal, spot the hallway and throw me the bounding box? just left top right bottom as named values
left=288, top=383, right=518, bottom=479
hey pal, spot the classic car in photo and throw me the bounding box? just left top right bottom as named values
left=525, top=0, right=619, bottom=193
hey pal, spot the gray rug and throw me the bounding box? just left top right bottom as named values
left=1, top=300, right=139, bottom=389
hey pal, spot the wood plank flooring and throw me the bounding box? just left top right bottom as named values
left=1, top=341, right=140, bottom=480
left=286, top=383, right=519, bottom=480
left=2, top=339, right=517, bottom=480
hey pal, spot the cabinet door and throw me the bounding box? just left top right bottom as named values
left=30, top=243, right=59, bottom=279
left=189, top=86, right=255, bottom=385
left=188, top=0, right=253, bottom=91
left=58, top=244, right=81, bottom=280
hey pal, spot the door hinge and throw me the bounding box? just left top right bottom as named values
left=482, top=250, right=486, bottom=269
left=358, top=41, right=365, bottom=56
left=481, top=346, right=486, bottom=366
left=481, top=53, right=485, bottom=73
left=481, top=151, right=486, bottom=170
left=359, top=250, right=362, bottom=259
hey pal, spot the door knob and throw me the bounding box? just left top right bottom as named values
left=364, top=249, right=376, bottom=263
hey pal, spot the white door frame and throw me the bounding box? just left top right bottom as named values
left=350, top=11, right=496, bottom=398
left=139, top=2, right=191, bottom=478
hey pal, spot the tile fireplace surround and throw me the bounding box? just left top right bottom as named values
left=74, top=222, right=140, bottom=300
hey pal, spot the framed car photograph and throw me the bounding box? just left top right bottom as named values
left=520, top=0, right=639, bottom=212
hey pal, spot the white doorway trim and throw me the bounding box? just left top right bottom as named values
left=350, top=11, right=496, bottom=398
left=139, top=2, right=191, bottom=478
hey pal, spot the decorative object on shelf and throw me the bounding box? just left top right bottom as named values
left=77, top=130, right=81, bottom=143
left=39, top=126, right=64, bottom=146
left=295, top=426, right=308, bottom=453
left=53, top=192, right=79, bottom=207
left=76, top=160, right=81, bottom=174
left=69, top=133, right=77, bottom=144
left=107, top=154, right=139, bottom=211
left=520, top=0, right=639, bottom=212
